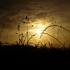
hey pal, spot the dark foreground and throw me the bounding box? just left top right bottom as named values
left=0, top=45, right=70, bottom=69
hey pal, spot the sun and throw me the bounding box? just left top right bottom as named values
left=36, top=29, right=42, bottom=35
left=31, top=23, right=46, bottom=35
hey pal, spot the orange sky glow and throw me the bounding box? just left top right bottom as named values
left=0, top=0, right=70, bottom=48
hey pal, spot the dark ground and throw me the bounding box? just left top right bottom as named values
left=0, top=45, right=70, bottom=69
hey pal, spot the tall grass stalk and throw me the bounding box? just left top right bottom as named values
left=42, top=32, right=65, bottom=47
left=40, top=24, right=70, bottom=38
left=27, top=33, right=37, bottom=44
left=58, top=29, right=70, bottom=45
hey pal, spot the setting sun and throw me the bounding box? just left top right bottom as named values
left=32, top=23, right=46, bottom=35
left=36, top=29, right=42, bottom=35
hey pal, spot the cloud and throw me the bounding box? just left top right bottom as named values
left=0, top=0, right=70, bottom=43
left=0, top=0, right=70, bottom=32
left=36, top=12, right=48, bottom=19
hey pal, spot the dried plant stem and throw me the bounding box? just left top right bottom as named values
left=27, top=33, right=37, bottom=44
left=40, top=24, right=70, bottom=38
left=43, top=32, right=65, bottom=47
left=58, top=29, right=69, bottom=45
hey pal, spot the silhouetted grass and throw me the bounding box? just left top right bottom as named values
left=0, top=22, right=70, bottom=69
left=0, top=44, right=70, bottom=69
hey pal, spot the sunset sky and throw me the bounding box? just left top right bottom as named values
left=0, top=0, right=70, bottom=46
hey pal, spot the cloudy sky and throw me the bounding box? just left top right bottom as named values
left=0, top=0, right=70, bottom=46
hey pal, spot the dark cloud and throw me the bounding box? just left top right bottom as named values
left=0, top=0, right=70, bottom=44
left=36, top=12, right=48, bottom=19
left=0, top=0, right=70, bottom=35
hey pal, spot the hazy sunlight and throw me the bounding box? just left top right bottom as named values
left=36, top=29, right=42, bottom=35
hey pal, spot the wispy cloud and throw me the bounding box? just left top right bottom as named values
left=0, top=0, right=70, bottom=43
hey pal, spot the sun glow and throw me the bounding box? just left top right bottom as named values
left=36, top=29, right=42, bottom=35
left=30, top=23, right=46, bottom=37
left=32, top=23, right=46, bottom=35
